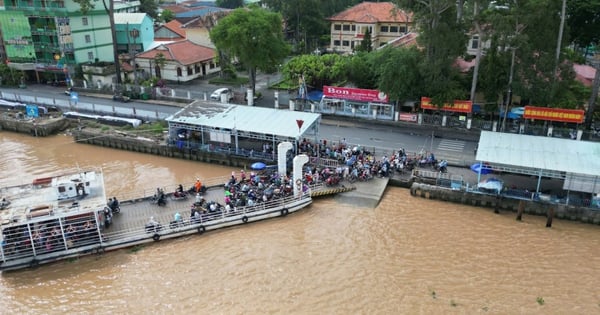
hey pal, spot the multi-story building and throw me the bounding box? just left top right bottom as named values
left=327, top=2, right=413, bottom=54
left=0, top=0, right=139, bottom=82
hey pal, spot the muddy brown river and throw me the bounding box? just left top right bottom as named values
left=1, top=133, right=599, bottom=314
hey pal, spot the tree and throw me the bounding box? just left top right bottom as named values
left=73, top=0, right=121, bottom=85
left=372, top=46, right=424, bottom=103
left=139, top=0, right=159, bottom=20
left=210, top=7, right=290, bottom=96
left=216, top=0, right=244, bottom=9
left=154, top=53, right=166, bottom=79
left=356, top=28, right=372, bottom=53
left=394, top=0, right=468, bottom=105
left=283, top=54, right=348, bottom=89
left=160, top=9, right=175, bottom=23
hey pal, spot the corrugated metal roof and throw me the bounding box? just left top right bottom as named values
left=166, top=101, right=321, bottom=139
left=477, top=131, right=600, bottom=176
left=114, top=13, right=148, bottom=25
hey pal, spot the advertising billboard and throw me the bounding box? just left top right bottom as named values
left=523, top=106, right=584, bottom=123
left=323, top=86, right=389, bottom=103
left=420, top=97, right=472, bottom=113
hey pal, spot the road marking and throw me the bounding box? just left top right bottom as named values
left=437, top=139, right=465, bottom=152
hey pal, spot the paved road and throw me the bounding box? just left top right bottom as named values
left=2, top=74, right=479, bottom=165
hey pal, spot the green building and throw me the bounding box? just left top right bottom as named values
left=0, top=0, right=139, bottom=83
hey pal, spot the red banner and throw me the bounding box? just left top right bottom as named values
left=398, top=113, right=417, bottom=122
left=420, top=97, right=472, bottom=113
left=523, top=106, right=584, bottom=123
left=323, top=86, right=389, bottom=103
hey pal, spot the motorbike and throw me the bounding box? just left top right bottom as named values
left=151, top=190, right=167, bottom=206
left=145, top=222, right=163, bottom=233
left=435, top=160, right=448, bottom=173
left=103, top=207, right=113, bottom=228
left=326, top=175, right=341, bottom=186
left=108, top=199, right=120, bottom=214
left=171, top=190, right=188, bottom=201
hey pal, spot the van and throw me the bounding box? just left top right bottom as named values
left=210, top=88, right=233, bottom=102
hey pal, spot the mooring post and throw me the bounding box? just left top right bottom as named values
left=516, top=200, right=525, bottom=221
left=494, top=195, right=501, bottom=214
left=546, top=207, right=554, bottom=228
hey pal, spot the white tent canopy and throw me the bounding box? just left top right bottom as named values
left=166, top=101, right=321, bottom=139
left=476, top=131, right=600, bottom=193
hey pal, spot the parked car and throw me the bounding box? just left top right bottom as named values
left=113, top=93, right=130, bottom=103
left=210, top=88, right=233, bottom=102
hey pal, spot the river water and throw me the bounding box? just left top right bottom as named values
left=1, top=132, right=599, bottom=314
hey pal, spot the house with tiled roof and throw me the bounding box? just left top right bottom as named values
left=327, top=2, right=413, bottom=54
left=135, top=40, right=219, bottom=82
left=181, top=10, right=231, bottom=48
left=155, top=20, right=187, bottom=42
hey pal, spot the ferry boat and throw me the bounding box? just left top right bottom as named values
left=0, top=156, right=312, bottom=272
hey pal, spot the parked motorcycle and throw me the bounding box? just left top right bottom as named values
left=435, top=160, right=448, bottom=173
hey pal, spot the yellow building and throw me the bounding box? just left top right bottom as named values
left=327, top=2, right=413, bottom=54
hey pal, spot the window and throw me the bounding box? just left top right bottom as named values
left=390, top=26, right=399, bottom=33
left=342, top=25, right=350, bottom=31
left=380, top=26, right=389, bottom=33
left=333, top=24, right=341, bottom=31
left=187, top=67, right=192, bottom=75
left=351, top=25, right=356, bottom=31
left=84, top=34, right=91, bottom=43
left=333, top=40, right=340, bottom=46
left=82, top=17, right=88, bottom=26
left=342, top=40, right=349, bottom=46
left=87, top=51, right=93, bottom=60
left=351, top=41, right=355, bottom=49
left=471, top=36, right=479, bottom=49
left=177, top=67, right=182, bottom=77
left=399, top=26, right=406, bottom=33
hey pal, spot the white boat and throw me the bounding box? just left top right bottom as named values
left=0, top=155, right=312, bottom=271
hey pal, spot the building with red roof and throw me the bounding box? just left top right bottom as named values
left=135, top=40, right=219, bottom=82
left=327, top=2, right=413, bottom=54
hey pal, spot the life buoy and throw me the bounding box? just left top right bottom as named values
left=295, top=179, right=302, bottom=191
left=281, top=208, right=289, bottom=216
left=198, top=225, right=206, bottom=234
left=242, top=216, right=248, bottom=223
left=152, top=233, right=160, bottom=241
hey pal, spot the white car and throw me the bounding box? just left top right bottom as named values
left=210, top=88, right=233, bottom=102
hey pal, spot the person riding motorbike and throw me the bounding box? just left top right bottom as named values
left=109, top=197, right=120, bottom=213
left=174, top=184, right=187, bottom=198
left=153, top=188, right=166, bottom=206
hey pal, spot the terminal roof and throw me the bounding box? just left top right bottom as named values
left=165, top=101, right=321, bottom=139
left=476, top=131, right=600, bottom=176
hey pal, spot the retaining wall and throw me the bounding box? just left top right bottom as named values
left=72, top=130, right=259, bottom=168
left=410, top=182, right=600, bottom=225
left=0, top=116, right=69, bottom=137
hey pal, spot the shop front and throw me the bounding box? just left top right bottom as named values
left=319, top=86, right=394, bottom=120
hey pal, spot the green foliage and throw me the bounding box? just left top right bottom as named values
left=160, top=9, right=175, bottom=23
left=210, top=7, right=290, bottom=92
left=372, top=46, right=424, bottom=102
left=139, top=0, right=159, bottom=19
left=356, top=28, right=373, bottom=53
left=536, top=296, right=545, bottom=305
left=283, top=53, right=348, bottom=89
left=216, top=0, right=243, bottom=9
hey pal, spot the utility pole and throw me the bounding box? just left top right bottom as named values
left=501, top=48, right=516, bottom=132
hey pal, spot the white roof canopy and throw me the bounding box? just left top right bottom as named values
left=166, top=101, right=321, bottom=139
left=477, top=131, right=600, bottom=176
